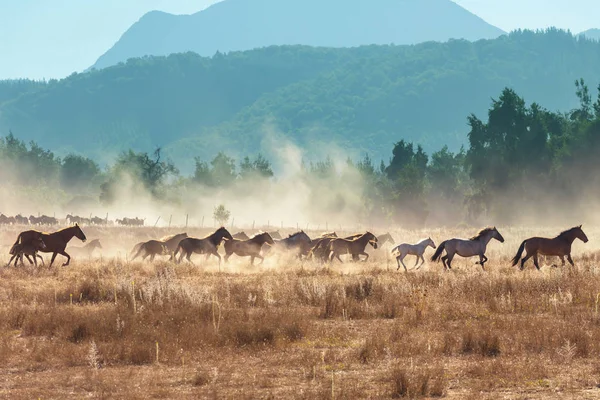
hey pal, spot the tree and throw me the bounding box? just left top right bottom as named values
left=210, top=152, right=237, bottom=187
left=239, top=154, right=274, bottom=181
left=213, top=204, right=231, bottom=226
left=60, top=154, right=101, bottom=191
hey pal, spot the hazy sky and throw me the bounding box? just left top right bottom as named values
left=0, top=0, right=597, bottom=80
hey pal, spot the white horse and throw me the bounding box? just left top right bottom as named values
left=391, top=238, right=437, bottom=271
left=431, top=227, right=504, bottom=270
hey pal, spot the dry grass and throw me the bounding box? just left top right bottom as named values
left=0, top=225, right=599, bottom=398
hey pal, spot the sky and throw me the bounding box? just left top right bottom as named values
left=0, top=0, right=597, bottom=80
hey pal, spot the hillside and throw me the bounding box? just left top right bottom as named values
left=580, top=29, right=600, bottom=41
left=0, top=30, right=598, bottom=171
left=91, top=0, right=505, bottom=70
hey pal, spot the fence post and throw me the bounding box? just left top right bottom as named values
left=201, top=216, right=204, bottom=228
left=252, top=220, right=255, bottom=230
left=231, top=217, right=235, bottom=229
left=154, top=216, right=161, bottom=227
left=168, top=215, right=172, bottom=228
left=186, top=214, right=189, bottom=229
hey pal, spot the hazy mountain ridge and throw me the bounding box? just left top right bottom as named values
left=579, top=28, right=600, bottom=40
left=92, top=0, right=505, bottom=70
left=0, top=30, right=598, bottom=171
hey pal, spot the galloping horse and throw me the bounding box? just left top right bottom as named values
left=392, top=238, right=436, bottom=271
left=8, top=235, right=46, bottom=267
left=329, top=232, right=378, bottom=263
left=431, top=227, right=504, bottom=270
left=68, top=239, right=103, bottom=258
left=175, top=227, right=233, bottom=264
left=377, top=233, right=396, bottom=246
left=308, top=235, right=339, bottom=263
left=233, top=232, right=250, bottom=240
left=224, top=232, right=275, bottom=265
left=10, top=224, right=87, bottom=267
left=511, top=225, right=588, bottom=270
left=131, top=233, right=188, bottom=262
left=267, top=231, right=312, bottom=258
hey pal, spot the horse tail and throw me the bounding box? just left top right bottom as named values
left=390, top=245, right=401, bottom=256
left=511, top=240, right=527, bottom=266
left=9, top=233, right=23, bottom=255
left=430, top=241, right=447, bottom=262
left=131, top=244, right=145, bottom=261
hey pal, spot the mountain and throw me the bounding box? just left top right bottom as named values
left=579, top=29, right=600, bottom=41
left=1, top=30, right=598, bottom=171
left=91, top=0, right=505, bottom=70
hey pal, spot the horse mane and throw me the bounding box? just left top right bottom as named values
left=469, top=227, right=495, bottom=241
left=160, top=232, right=187, bottom=242
left=250, top=231, right=268, bottom=239
left=287, top=231, right=304, bottom=239
left=557, top=226, right=581, bottom=238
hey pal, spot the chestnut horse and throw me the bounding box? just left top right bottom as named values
left=224, top=232, right=274, bottom=265
left=329, top=232, right=378, bottom=263
left=511, top=225, right=588, bottom=270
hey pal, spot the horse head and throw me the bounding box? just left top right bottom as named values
left=366, top=232, right=378, bottom=249
left=575, top=225, right=589, bottom=243
left=216, top=227, right=233, bottom=241
left=34, top=236, right=47, bottom=251
left=74, top=223, right=87, bottom=242
left=428, top=237, right=437, bottom=249
left=492, top=227, right=505, bottom=243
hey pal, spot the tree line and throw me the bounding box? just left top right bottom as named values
left=1, top=80, right=599, bottom=226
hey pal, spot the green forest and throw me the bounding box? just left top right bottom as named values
left=1, top=80, right=599, bottom=226
left=0, top=29, right=599, bottom=170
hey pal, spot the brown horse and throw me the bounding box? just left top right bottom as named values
left=511, top=225, right=589, bottom=270
left=224, top=232, right=275, bottom=265
left=308, top=236, right=339, bottom=263
left=131, top=233, right=188, bottom=262
left=10, top=224, right=87, bottom=267
left=265, top=231, right=313, bottom=258
left=329, top=232, right=378, bottom=263
left=233, top=231, right=250, bottom=240
left=175, top=227, right=233, bottom=264
left=68, top=239, right=103, bottom=258
left=7, top=235, right=46, bottom=267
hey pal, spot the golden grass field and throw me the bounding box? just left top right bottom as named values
left=0, top=225, right=599, bottom=399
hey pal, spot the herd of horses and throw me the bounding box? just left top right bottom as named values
left=0, top=213, right=145, bottom=227
left=4, top=223, right=590, bottom=272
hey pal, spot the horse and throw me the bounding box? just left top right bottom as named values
left=391, top=238, right=436, bottom=271
left=131, top=233, right=188, bottom=262
left=268, top=231, right=282, bottom=240
left=377, top=233, right=396, bottom=246
left=68, top=239, right=103, bottom=258
left=233, top=232, right=250, bottom=240
left=175, top=227, right=233, bottom=264
left=10, top=224, right=87, bottom=267
left=224, top=232, right=275, bottom=265
left=511, top=225, right=588, bottom=270
left=14, top=215, right=29, bottom=225
left=7, top=235, right=46, bottom=267
left=329, top=232, right=378, bottom=263
left=431, top=227, right=504, bottom=270
left=267, top=231, right=312, bottom=258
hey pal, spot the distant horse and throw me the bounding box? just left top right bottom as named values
left=392, top=238, right=436, bottom=271
left=131, top=233, right=188, bottom=262
left=233, top=232, right=250, bottom=240
left=29, top=215, right=58, bottom=225
left=268, top=231, right=282, bottom=240
left=267, top=231, right=312, bottom=258
left=10, top=224, right=87, bottom=267
left=377, top=233, right=396, bottom=246
left=175, top=227, right=233, bottom=264
left=224, top=232, right=275, bottom=265
left=68, top=239, right=103, bottom=258
left=511, top=225, right=588, bottom=270
left=91, top=217, right=106, bottom=225
left=329, top=232, right=378, bottom=263
left=431, top=227, right=504, bottom=270
left=7, top=235, right=46, bottom=267
left=14, top=215, right=29, bottom=225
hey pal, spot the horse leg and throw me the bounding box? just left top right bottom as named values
left=441, top=255, right=448, bottom=270
left=212, top=251, right=222, bottom=266
left=533, top=254, right=541, bottom=270
left=7, top=254, right=17, bottom=267
left=257, top=254, right=265, bottom=265
left=150, top=253, right=156, bottom=262
left=250, top=256, right=255, bottom=266
left=520, top=252, right=533, bottom=270
left=479, top=254, right=488, bottom=270
left=567, top=254, right=575, bottom=267
left=59, top=251, right=71, bottom=266
left=413, top=255, right=420, bottom=268
left=49, top=252, right=59, bottom=268
left=360, top=252, right=369, bottom=262
left=396, top=254, right=407, bottom=271
left=559, top=256, right=565, bottom=267
left=37, top=254, right=45, bottom=267
left=417, top=255, right=426, bottom=269
left=446, top=254, right=454, bottom=270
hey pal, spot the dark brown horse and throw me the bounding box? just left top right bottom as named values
left=131, top=233, right=188, bottom=262
left=224, top=232, right=275, bottom=265
left=308, top=235, right=339, bottom=263
left=7, top=235, right=46, bottom=267
left=175, top=227, right=233, bottom=264
left=10, top=224, right=87, bottom=267
left=329, top=232, right=378, bottom=263
left=265, top=231, right=313, bottom=258
left=511, top=225, right=589, bottom=270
